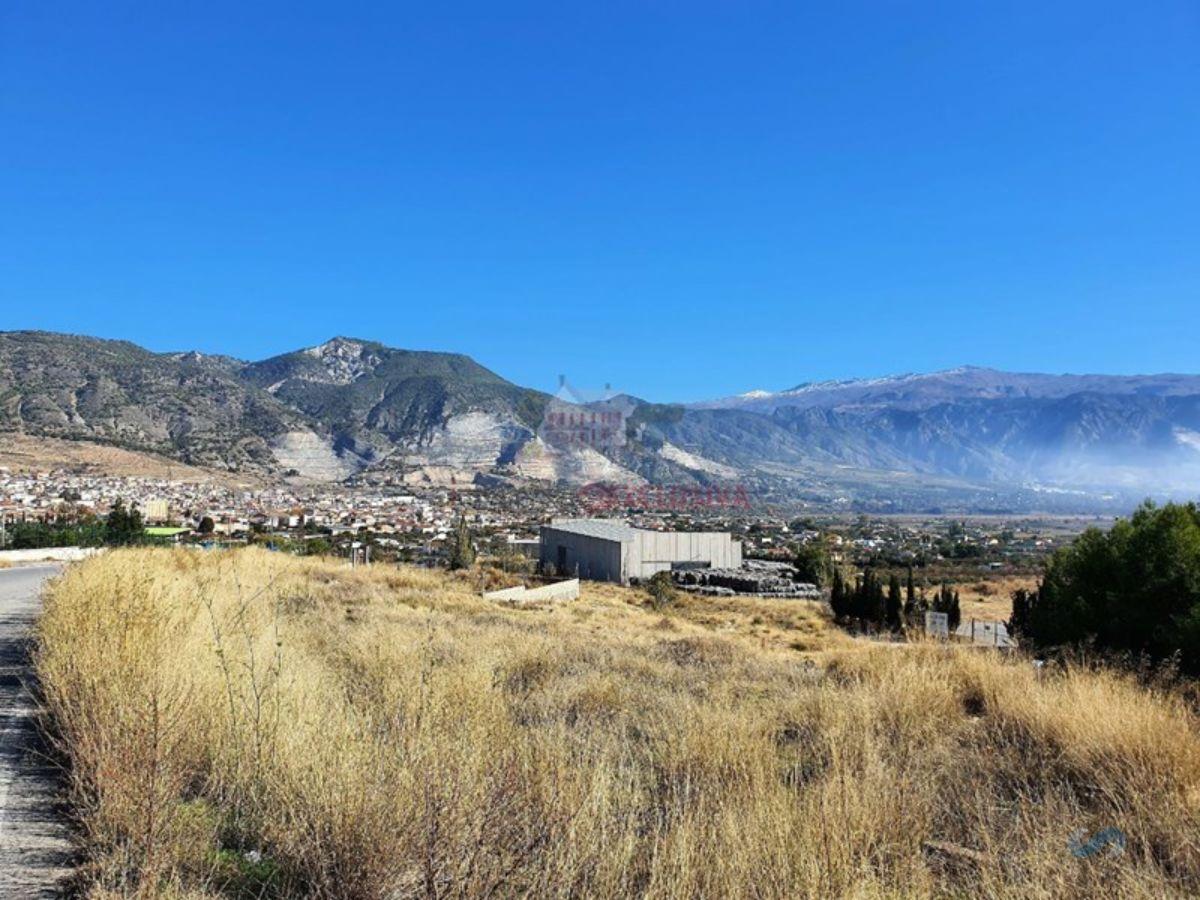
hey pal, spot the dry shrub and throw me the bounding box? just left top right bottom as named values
left=36, top=549, right=1200, bottom=898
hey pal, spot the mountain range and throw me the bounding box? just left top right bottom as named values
left=3, top=330, right=1200, bottom=512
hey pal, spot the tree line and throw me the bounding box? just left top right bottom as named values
left=1009, top=501, right=1200, bottom=675
left=829, top=566, right=961, bottom=634
left=2, top=499, right=148, bottom=550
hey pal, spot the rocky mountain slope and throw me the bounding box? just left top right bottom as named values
left=0, top=332, right=305, bottom=471
left=239, top=337, right=548, bottom=477
left=3, top=331, right=1200, bottom=505
left=680, top=369, right=1200, bottom=493
left=0, top=332, right=555, bottom=482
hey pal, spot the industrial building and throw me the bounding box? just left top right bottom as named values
left=539, top=518, right=742, bottom=584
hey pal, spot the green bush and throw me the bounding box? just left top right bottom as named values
left=646, top=570, right=677, bottom=610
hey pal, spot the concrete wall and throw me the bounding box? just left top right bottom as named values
left=538, top=527, right=625, bottom=581
left=628, top=531, right=741, bottom=580
left=0, top=547, right=103, bottom=564
left=483, top=579, right=580, bottom=603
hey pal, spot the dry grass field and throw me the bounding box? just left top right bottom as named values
left=955, top=574, right=1039, bottom=625
left=36, top=549, right=1200, bottom=898
left=0, top=434, right=258, bottom=486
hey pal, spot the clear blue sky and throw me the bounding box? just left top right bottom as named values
left=3, top=2, right=1198, bottom=402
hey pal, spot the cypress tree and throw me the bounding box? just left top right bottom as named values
left=448, top=513, right=475, bottom=570
left=851, top=575, right=866, bottom=624
left=1009, top=588, right=1036, bottom=637
left=934, top=581, right=951, bottom=614
left=830, top=569, right=848, bottom=621
left=886, top=573, right=902, bottom=631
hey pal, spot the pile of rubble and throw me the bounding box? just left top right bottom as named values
left=672, top=559, right=821, bottom=598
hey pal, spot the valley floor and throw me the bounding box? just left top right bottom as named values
left=34, top=549, right=1200, bottom=898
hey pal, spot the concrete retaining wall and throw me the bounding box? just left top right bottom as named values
left=0, top=547, right=103, bottom=564
left=484, top=579, right=580, bottom=603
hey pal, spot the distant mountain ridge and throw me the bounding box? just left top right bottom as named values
left=698, top=366, right=1200, bottom=412
left=3, top=331, right=1200, bottom=510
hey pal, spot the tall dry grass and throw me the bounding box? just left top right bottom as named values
left=36, top=549, right=1200, bottom=898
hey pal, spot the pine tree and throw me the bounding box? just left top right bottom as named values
left=105, top=499, right=126, bottom=546
left=104, top=499, right=144, bottom=546
left=949, top=590, right=962, bottom=631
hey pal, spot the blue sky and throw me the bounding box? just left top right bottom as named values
left=2, top=2, right=1198, bottom=402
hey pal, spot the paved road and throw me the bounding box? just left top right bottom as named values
left=0, top=566, right=72, bottom=897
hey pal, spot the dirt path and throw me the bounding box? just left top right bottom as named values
left=0, top=565, right=72, bottom=897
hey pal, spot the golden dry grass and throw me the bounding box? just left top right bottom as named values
left=0, top=433, right=251, bottom=484
left=955, top=574, right=1039, bottom=624
left=36, top=549, right=1200, bottom=898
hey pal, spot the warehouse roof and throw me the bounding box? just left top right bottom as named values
left=542, top=518, right=638, bottom=541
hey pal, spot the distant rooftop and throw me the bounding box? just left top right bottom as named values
left=543, top=518, right=638, bottom=541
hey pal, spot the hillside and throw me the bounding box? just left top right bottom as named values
left=5, top=331, right=1200, bottom=507
left=0, top=331, right=305, bottom=471
left=0, top=332, right=553, bottom=483
left=37, top=548, right=1200, bottom=897
left=0, top=433, right=258, bottom=485
left=241, top=337, right=548, bottom=473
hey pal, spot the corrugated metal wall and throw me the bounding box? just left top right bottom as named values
left=540, top=525, right=744, bottom=583
left=628, top=531, right=741, bottom=580
left=538, top=527, right=625, bottom=581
